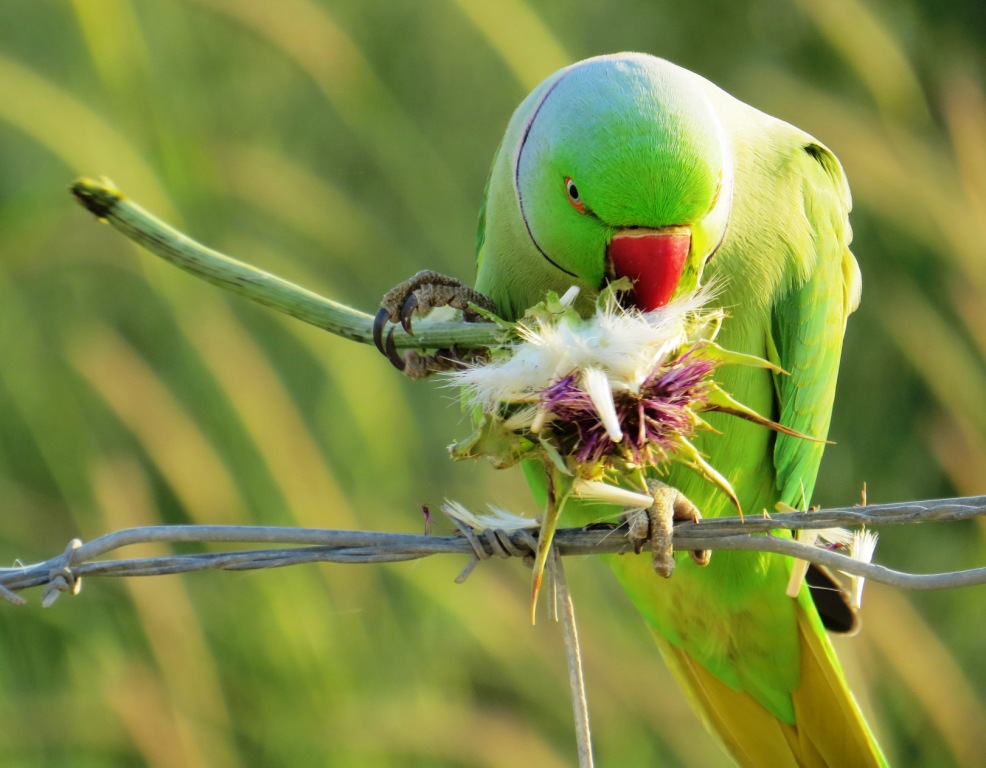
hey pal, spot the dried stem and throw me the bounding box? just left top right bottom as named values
left=550, top=548, right=594, bottom=768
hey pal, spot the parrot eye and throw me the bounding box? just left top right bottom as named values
left=565, top=177, right=586, bottom=214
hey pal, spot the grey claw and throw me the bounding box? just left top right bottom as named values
left=373, top=307, right=391, bottom=354
left=400, top=294, right=418, bottom=334
left=384, top=327, right=405, bottom=371
left=689, top=549, right=711, bottom=567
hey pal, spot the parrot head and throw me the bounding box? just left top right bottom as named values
left=512, top=54, right=733, bottom=311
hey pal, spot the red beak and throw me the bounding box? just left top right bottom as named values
left=607, top=228, right=691, bottom=311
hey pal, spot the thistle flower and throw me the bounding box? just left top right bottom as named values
left=785, top=525, right=855, bottom=597
left=450, top=284, right=716, bottom=416
left=848, top=529, right=879, bottom=609
left=447, top=283, right=787, bottom=507
left=783, top=521, right=877, bottom=612
left=445, top=284, right=807, bottom=617
left=441, top=500, right=538, bottom=531
left=542, top=352, right=718, bottom=466
left=571, top=478, right=654, bottom=509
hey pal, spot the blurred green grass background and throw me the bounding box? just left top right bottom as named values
left=0, top=1, right=984, bottom=765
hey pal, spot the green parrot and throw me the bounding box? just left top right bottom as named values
left=472, top=53, right=886, bottom=767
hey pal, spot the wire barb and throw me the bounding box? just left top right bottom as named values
left=446, top=509, right=538, bottom=583
left=41, top=539, right=84, bottom=608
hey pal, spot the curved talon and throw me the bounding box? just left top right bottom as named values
left=400, top=294, right=418, bottom=334
left=375, top=270, right=496, bottom=377
left=689, top=548, right=711, bottom=567
left=384, top=327, right=405, bottom=371
left=623, top=482, right=711, bottom=577
left=373, top=307, right=390, bottom=355
left=446, top=344, right=467, bottom=371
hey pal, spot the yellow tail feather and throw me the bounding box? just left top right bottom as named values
left=652, top=608, right=887, bottom=767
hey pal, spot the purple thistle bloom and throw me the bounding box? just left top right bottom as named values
left=540, top=353, right=718, bottom=467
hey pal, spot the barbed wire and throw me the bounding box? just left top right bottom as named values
left=2, top=495, right=985, bottom=607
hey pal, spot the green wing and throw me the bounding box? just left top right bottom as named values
left=769, top=142, right=861, bottom=508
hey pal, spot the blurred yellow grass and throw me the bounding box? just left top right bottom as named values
left=94, top=456, right=238, bottom=768
left=451, top=0, right=572, bottom=90
left=865, top=590, right=986, bottom=767
left=71, top=324, right=245, bottom=524
left=193, top=0, right=474, bottom=267
left=0, top=53, right=174, bottom=217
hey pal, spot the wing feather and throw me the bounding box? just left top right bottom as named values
left=770, top=142, right=860, bottom=507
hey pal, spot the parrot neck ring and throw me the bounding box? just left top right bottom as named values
left=511, top=69, right=580, bottom=279
left=693, top=92, right=735, bottom=270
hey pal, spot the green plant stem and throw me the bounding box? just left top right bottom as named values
left=70, top=178, right=504, bottom=350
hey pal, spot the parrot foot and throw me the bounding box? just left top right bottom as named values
left=623, top=480, right=710, bottom=578
left=373, top=270, right=497, bottom=378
